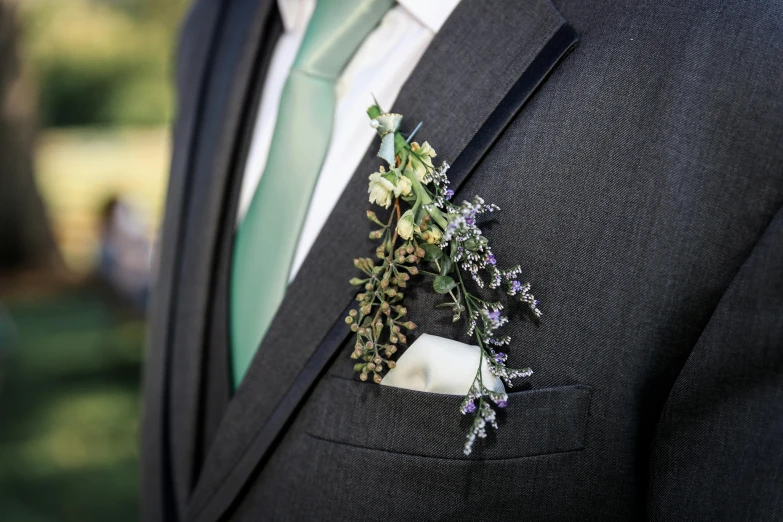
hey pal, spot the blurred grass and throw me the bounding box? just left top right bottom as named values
left=0, top=287, right=144, bottom=521
left=19, top=0, right=189, bottom=127
left=0, top=1, right=189, bottom=519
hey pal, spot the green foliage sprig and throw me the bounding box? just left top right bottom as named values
left=347, top=104, right=543, bottom=454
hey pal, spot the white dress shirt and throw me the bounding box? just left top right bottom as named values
left=237, top=0, right=460, bottom=281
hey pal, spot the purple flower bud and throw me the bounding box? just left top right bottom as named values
left=464, top=400, right=476, bottom=413
left=444, top=188, right=454, bottom=200
left=494, top=352, right=506, bottom=363
left=486, top=253, right=496, bottom=266
left=496, top=399, right=508, bottom=408
left=488, top=310, right=501, bottom=322
left=512, top=280, right=522, bottom=292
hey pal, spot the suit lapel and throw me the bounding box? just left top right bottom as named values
left=197, top=90, right=249, bottom=474
left=189, top=0, right=578, bottom=519
left=141, top=0, right=225, bottom=520
left=198, top=10, right=285, bottom=476
left=164, top=0, right=278, bottom=515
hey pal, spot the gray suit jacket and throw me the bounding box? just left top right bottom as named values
left=141, top=0, right=783, bottom=520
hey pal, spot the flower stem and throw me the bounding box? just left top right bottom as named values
left=390, top=198, right=402, bottom=246
left=456, top=265, right=486, bottom=391
left=407, top=172, right=448, bottom=229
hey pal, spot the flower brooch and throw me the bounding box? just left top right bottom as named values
left=346, top=104, right=542, bottom=455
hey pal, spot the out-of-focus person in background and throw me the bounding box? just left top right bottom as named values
left=0, top=0, right=188, bottom=520
left=96, top=195, right=152, bottom=312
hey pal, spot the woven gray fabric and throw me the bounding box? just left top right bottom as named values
left=142, top=0, right=783, bottom=520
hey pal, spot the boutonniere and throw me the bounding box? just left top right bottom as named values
left=346, top=104, right=543, bottom=455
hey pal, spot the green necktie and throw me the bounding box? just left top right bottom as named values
left=231, top=0, right=395, bottom=387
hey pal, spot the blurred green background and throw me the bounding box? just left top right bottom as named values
left=0, top=0, right=189, bottom=520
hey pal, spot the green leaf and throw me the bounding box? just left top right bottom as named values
left=439, top=256, right=453, bottom=276
left=421, top=243, right=443, bottom=262
left=433, top=275, right=456, bottom=294
left=413, top=200, right=430, bottom=226
left=394, top=132, right=411, bottom=156
left=367, top=104, right=382, bottom=119
left=464, top=238, right=478, bottom=251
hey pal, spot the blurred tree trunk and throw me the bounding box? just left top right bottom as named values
left=0, top=0, right=60, bottom=273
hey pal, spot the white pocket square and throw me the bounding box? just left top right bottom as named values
left=381, top=333, right=505, bottom=395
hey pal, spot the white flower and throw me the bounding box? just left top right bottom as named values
left=406, top=141, right=437, bottom=182
left=395, top=174, right=412, bottom=197
left=396, top=209, right=416, bottom=240
left=418, top=141, right=437, bottom=162
left=368, top=171, right=396, bottom=208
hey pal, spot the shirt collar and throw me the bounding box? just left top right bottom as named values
left=396, top=0, right=461, bottom=33
left=277, top=0, right=461, bottom=34
left=277, top=0, right=315, bottom=33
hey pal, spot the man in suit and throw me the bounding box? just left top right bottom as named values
left=141, top=0, right=783, bottom=520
